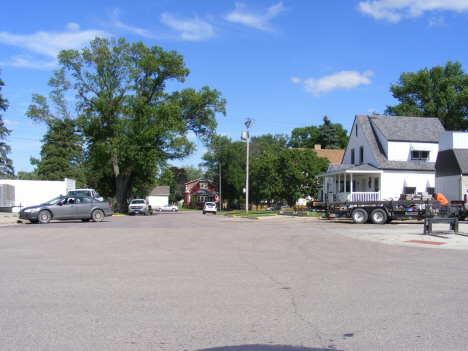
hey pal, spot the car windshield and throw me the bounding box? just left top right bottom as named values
left=42, top=197, right=63, bottom=206
left=131, top=200, right=145, bottom=204
left=206, top=202, right=215, bottom=206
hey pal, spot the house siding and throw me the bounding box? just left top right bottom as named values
left=380, top=170, right=435, bottom=199
left=342, top=118, right=377, bottom=167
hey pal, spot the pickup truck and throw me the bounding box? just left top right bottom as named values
left=67, top=188, right=104, bottom=201
left=128, top=199, right=153, bottom=216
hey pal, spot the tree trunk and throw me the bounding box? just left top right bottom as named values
left=111, top=151, right=133, bottom=213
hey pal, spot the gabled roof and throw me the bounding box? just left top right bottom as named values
left=436, top=149, right=468, bottom=176
left=185, top=177, right=214, bottom=193
left=150, top=186, right=170, bottom=196
left=368, top=115, right=444, bottom=142
left=357, top=115, right=444, bottom=171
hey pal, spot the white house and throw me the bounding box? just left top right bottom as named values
left=318, top=115, right=445, bottom=202
left=147, top=186, right=170, bottom=209
left=435, top=132, right=468, bottom=202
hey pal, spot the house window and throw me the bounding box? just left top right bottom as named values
left=405, top=187, right=416, bottom=194
left=200, top=182, right=207, bottom=189
left=197, top=196, right=206, bottom=202
left=427, top=187, right=435, bottom=195
left=359, top=146, right=364, bottom=164
left=374, top=177, right=379, bottom=192
left=351, top=149, right=355, bottom=164
left=411, top=150, right=429, bottom=160
left=356, top=125, right=358, bottom=137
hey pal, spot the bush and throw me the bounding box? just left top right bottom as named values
left=293, top=205, right=307, bottom=212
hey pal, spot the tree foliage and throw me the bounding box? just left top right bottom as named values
left=385, top=60, right=468, bottom=131
left=26, top=70, right=86, bottom=186
left=55, top=37, right=226, bottom=211
left=201, top=134, right=246, bottom=207
left=0, top=69, right=14, bottom=179
left=288, top=117, right=348, bottom=149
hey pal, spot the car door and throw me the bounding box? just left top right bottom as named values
left=75, top=197, right=95, bottom=219
left=53, top=197, right=77, bottom=219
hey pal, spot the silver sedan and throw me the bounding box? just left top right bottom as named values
left=158, top=204, right=179, bottom=212
left=19, top=195, right=113, bottom=224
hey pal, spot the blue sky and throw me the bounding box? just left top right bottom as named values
left=1, top=0, right=468, bottom=173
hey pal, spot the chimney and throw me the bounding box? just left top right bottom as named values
left=314, top=144, right=321, bottom=150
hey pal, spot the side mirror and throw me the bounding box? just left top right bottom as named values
left=57, top=202, right=62, bottom=206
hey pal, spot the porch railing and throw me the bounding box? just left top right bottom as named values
left=347, top=192, right=380, bottom=202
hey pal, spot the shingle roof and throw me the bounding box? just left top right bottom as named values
left=357, top=115, right=444, bottom=171
left=150, top=186, right=170, bottom=196
left=369, top=115, right=445, bottom=142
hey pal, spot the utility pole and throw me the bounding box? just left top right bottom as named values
left=241, top=119, right=254, bottom=214
left=218, top=161, right=222, bottom=212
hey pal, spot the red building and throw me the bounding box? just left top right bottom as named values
left=184, top=178, right=219, bottom=208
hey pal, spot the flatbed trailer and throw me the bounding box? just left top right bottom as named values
left=313, top=199, right=441, bottom=224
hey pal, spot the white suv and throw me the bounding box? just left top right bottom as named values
left=203, top=202, right=217, bottom=215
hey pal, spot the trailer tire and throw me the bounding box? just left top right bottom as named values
left=351, top=208, right=368, bottom=224
left=370, top=208, right=387, bottom=224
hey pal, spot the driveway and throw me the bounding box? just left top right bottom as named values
left=1, top=212, right=468, bottom=350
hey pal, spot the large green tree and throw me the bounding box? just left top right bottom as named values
left=250, top=148, right=329, bottom=206
left=26, top=70, right=86, bottom=186
left=201, top=135, right=245, bottom=207
left=0, top=69, right=14, bottom=179
left=55, top=37, right=226, bottom=211
left=385, top=60, right=468, bottom=131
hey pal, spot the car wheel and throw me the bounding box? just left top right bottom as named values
left=172, top=208, right=176, bottom=212
left=351, top=208, right=368, bottom=224
left=158, top=208, right=162, bottom=212
left=92, top=209, right=104, bottom=222
left=213, top=212, right=216, bottom=215
left=150, top=211, right=153, bottom=216
left=370, top=208, right=387, bottom=224
left=203, top=211, right=206, bottom=214
left=38, top=210, right=51, bottom=224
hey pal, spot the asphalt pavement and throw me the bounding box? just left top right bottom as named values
left=1, top=212, right=468, bottom=350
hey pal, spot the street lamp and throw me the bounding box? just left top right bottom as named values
left=241, top=118, right=254, bottom=214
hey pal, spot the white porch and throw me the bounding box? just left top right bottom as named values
left=319, top=168, right=383, bottom=203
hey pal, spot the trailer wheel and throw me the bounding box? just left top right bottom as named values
left=351, top=208, right=368, bottom=224
left=370, top=208, right=387, bottom=224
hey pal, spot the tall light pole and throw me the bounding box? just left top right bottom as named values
left=241, top=118, right=253, bottom=214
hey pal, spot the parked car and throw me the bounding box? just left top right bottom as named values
left=230, top=203, right=241, bottom=210
left=19, top=195, right=113, bottom=224
left=158, top=204, right=179, bottom=212
left=266, top=207, right=274, bottom=211
left=67, top=188, right=104, bottom=201
left=203, top=202, right=217, bottom=215
left=128, top=199, right=153, bottom=216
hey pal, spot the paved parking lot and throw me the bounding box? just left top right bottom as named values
left=1, top=212, right=468, bottom=350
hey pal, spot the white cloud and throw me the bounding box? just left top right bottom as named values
left=300, top=70, right=374, bottom=96
left=67, top=23, right=80, bottom=33
left=110, top=9, right=154, bottom=38
left=291, top=77, right=301, bottom=84
left=225, top=1, right=285, bottom=31
left=0, top=25, right=109, bottom=68
left=4, top=119, right=17, bottom=126
left=160, top=13, right=214, bottom=41
left=358, top=0, right=468, bottom=22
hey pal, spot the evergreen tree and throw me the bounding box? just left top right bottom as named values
left=0, top=69, right=15, bottom=179
left=318, top=116, right=339, bottom=149
left=26, top=69, right=86, bottom=186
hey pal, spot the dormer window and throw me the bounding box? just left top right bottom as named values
left=200, top=182, right=208, bottom=189
left=411, top=150, right=429, bottom=160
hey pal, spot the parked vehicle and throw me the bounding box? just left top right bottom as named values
left=19, top=195, right=113, bottom=224
left=266, top=207, right=274, bottom=211
left=203, top=202, right=217, bottom=215
left=67, top=188, right=104, bottom=201
left=230, top=203, right=241, bottom=210
left=128, top=199, right=153, bottom=216
left=158, top=204, right=179, bottom=212
left=313, top=199, right=440, bottom=224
